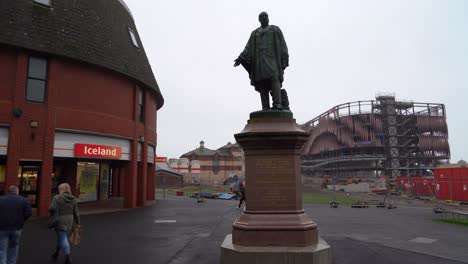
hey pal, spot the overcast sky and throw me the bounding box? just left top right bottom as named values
left=125, top=0, right=467, bottom=162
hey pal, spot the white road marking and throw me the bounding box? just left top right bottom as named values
left=409, top=237, right=438, bottom=244
left=155, top=220, right=177, bottom=223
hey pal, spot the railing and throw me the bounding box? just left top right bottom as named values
left=302, top=154, right=386, bottom=164
left=302, top=100, right=446, bottom=128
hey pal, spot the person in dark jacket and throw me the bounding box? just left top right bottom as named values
left=0, top=186, right=32, bottom=264
left=238, top=181, right=246, bottom=209
left=49, top=183, right=80, bottom=264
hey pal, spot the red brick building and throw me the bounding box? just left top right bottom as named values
left=0, top=0, right=164, bottom=216
left=180, top=141, right=244, bottom=185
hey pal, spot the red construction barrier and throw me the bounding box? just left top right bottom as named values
left=395, top=176, right=436, bottom=196
left=433, top=167, right=468, bottom=201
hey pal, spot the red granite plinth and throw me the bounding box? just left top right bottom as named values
left=232, top=116, right=319, bottom=247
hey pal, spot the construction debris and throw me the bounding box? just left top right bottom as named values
left=351, top=200, right=369, bottom=208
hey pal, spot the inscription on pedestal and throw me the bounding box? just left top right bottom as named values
left=255, top=157, right=294, bottom=183
left=251, top=156, right=296, bottom=208
left=259, top=188, right=294, bottom=205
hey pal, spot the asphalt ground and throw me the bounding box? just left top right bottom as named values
left=17, top=196, right=468, bottom=264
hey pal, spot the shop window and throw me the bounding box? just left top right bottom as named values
left=26, top=56, right=48, bottom=103
left=76, top=162, right=99, bottom=203
left=18, top=165, right=40, bottom=207
left=0, top=165, right=5, bottom=183
left=138, top=88, right=145, bottom=122
left=0, top=165, right=5, bottom=195
left=76, top=162, right=112, bottom=202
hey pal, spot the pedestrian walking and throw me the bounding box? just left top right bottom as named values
left=0, top=186, right=32, bottom=264
left=238, top=181, right=246, bottom=209
left=48, top=183, right=80, bottom=264
left=231, top=176, right=240, bottom=199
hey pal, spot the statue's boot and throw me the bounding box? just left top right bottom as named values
left=281, top=89, right=290, bottom=110
left=272, top=104, right=283, bottom=110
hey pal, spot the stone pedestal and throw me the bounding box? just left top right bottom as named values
left=220, top=112, right=331, bottom=263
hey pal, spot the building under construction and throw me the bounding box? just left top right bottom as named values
left=301, top=95, right=450, bottom=180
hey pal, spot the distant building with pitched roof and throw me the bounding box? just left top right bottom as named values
left=156, top=162, right=183, bottom=188
left=177, top=141, right=244, bottom=185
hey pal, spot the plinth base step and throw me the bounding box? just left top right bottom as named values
left=220, top=234, right=332, bottom=264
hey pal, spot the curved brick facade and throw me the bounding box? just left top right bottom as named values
left=0, top=0, right=163, bottom=107
left=0, top=0, right=162, bottom=216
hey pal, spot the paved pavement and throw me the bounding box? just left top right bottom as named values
left=17, top=197, right=467, bottom=264
left=311, top=204, right=468, bottom=263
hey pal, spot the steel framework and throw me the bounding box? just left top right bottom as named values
left=301, top=95, right=450, bottom=179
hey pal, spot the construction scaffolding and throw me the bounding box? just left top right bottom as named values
left=301, top=95, right=450, bottom=180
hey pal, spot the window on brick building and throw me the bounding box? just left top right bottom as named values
left=26, top=56, right=48, bottom=103
left=34, top=0, right=51, bottom=7
left=138, top=88, right=145, bottom=122
left=213, top=156, right=220, bottom=174
left=128, top=28, right=139, bottom=48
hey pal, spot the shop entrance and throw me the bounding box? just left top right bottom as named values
left=18, top=163, right=41, bottom=207
left=77, top=162, right=99, bottom=202
left=76, top=161, right=112, bottom=203
left=99, top=163, right=110, bottom=200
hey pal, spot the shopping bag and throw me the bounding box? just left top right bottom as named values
left=69, top=225, right=82, bottom=246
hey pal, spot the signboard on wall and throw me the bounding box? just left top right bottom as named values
left=156, top=157, right=168, bottom=163
left=75, top=144, right=122, bottom=159
left=54, top=131, right=130, bottom=160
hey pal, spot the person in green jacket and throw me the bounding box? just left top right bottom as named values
left=49, top=183, right=80, bottom=264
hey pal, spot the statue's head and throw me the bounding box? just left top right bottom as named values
left=258, top=11, right=269, bottom=27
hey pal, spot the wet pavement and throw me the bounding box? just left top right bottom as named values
left=17, top=197, right=467, bottom=264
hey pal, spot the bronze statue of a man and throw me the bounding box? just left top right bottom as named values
left=234, top=12, right=290, bottom=111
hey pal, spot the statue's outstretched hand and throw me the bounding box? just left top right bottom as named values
left=234, top=59, right=241, bottom=67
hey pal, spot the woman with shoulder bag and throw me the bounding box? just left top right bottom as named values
left=48, top=183, right=80, bottom=264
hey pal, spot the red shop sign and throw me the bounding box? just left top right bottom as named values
left=75, top=144, right=122, bottom=159
left=156, top=157, right=168, bottom=163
